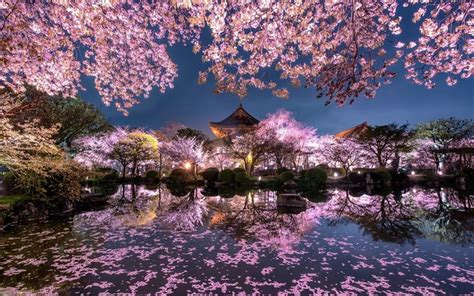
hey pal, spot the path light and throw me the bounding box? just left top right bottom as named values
left=357, top=171, right=361, bottom=174
left=437, top=170, right=443, bottom=175
left=411, top=171, right=416, bottom=176
left=333, top=172, right=339, bottom=177
left=162, top=173, right=166, bottom=177
left=258, top=176, right=262, bottom=181
left=184, top=162, right=192, bottom=170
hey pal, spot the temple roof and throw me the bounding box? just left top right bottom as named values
left=209, top=104, right=260, bottom=128
left=335, top=122, right=369, bottom=138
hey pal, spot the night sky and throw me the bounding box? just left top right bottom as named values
left=80, top=7, right=473, bottom=137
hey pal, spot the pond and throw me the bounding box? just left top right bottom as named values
left=0, top=185, right=473, bottom=294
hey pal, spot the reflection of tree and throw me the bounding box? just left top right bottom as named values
left=160, top=188, right=208, bottom=231
left=326, top=189, right=421, bottom=244
left=325, top=188, right=473, bottom=245
left=208, top=192, right=320, bottom=257
left=408, top=188, right=473, bottom=245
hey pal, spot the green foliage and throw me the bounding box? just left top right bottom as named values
left=168, top=169, right=193, bottom=186
left=304, top=168, right=327, bottom=189
left=96, top=168, right=119, bottom=183
left=201, top=167, right=219, bottom=184
left=315, top=164, right=330, bottom=173
left=348, top=172, right=365, bottom=184
left=3, top=172, right=18, bottom=193
left=276, top=167, right=289, bottom=176
left=259, top=178, right=279, bottom=190
left=278, top=171, right=294, bottom=183
left=0, top=194, right=29, bottom=206
left=390, top=170, right=409, bottom=185
left=233, top=167, right=246, bottom=174
left=330, top=167, right=346, bottom=177
left=218, top=169, right=235, bottom=184
left=234, top=171, right=251, bottom=186
left=174, top=128, right=210, bottom=145
left=43, top=97, right=112, bottom=147
left=166, top=183, right=192, bottom=197
left=111, top=132, right=158, bottom=178
left=15, top=87, right=112, bottom=148
left=371, top=169, right=392, bottom=184
left=41, top=162, right=82, bottom=200
left=218, top=186, right=236, bottom=198
left=298, top=170, right=307, bottom=178
left=145, top=170, right=160, bottom=180
left=415, top=117, right=473, bottom=147
left=11, top=159, right=83, bottom=201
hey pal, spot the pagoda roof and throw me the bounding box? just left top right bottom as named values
left=335, top=122, right=369, bottom=138
left=209, top=104, right=260, bottom=128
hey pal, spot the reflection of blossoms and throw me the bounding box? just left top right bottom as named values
left=208, top=193, right=322, bottom=265
left=75, top=185, right=163, bottom=229
left=322, top=188, right=473, bottom=245
left=161, top=195, right=209, bottom=231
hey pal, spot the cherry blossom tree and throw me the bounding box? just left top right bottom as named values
left=0, top=90, right=60, bottom=179
left=225, top=130, right=277, bottom=176
left=1, top=1, right=470, bottom=113
left=205, top=147, right=235, bottom=171
left=73, top=127, right=128, bottom=169
left=115, top=132, right=159, bottom=178
left=414, top=118, right=474, bottom=170
left=356, top=124, right=413, bottom=169
left=258, top=109, right=318, bottom=170
left=160, top=136, right=207, bottom=175
left=315, top=136, right=372, bottom=177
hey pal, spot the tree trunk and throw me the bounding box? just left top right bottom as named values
left=158, top=154, right=162, bottom=178
left=122, top=165, right=126, bottom=179
left=377, top=152, right=385, bottom=168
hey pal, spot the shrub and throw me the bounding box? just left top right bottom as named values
left=3, top=172, right=18, bottom=193
left=218, top=186, right=236, bottom=198
left=41, top=162, right=82, bottom=200
left=375, top=169, right=392, bottom=184
left=167, top=183, right=192, bottom=197
left=145, top=170, right=160, bottom=180
left=390, top=170, right=409, bottom=185
left=218, top=169, right=235, bottom=184
left=202, top=167, right=219, bottom=184
left=348, top=172, right=365, bottom=184
left=298, top=170, right=307, bottom=178
left=315, top=164, right=330, bottom=173
left=304, top=168, right=327, bottom=189
left=278, top=171, right=294, bottom=183
left=329, top=167, right=346, bottom=177
left=97, top=168, right=119, bottom=183
left=276, top=167, right=289, bottom=176
left=235, top=171, right=251, bottom=186
left=168, top=169, right=193, bottom=186
left=233, top=167, right=246, bottom=174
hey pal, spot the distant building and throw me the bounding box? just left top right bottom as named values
left=335, top=122, right=369, bottom=139
left=209, top=104, right=260, bottom=138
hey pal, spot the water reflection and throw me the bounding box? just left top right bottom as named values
left=82, top=184, right=473, bottom=246
left=0, top=185, right=472, bottom=294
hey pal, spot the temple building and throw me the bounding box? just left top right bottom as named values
left=209, top=103, right=260, bottom=138
left=335, top=122, right=369, bottom=139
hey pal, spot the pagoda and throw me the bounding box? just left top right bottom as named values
left=335, top=122, right=369, bottom=138
left=209, top=104, right=260, bottom=138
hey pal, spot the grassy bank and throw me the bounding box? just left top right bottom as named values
left=0, top=194, right=30, bottom=207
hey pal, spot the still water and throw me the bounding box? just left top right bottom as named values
left=0, top=185, right=473, bottom=294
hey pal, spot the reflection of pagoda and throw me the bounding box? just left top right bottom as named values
left=209, top=104, right=260, bottom=138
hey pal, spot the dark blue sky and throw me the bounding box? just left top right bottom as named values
left=80, top=8, right=473, bottom=137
